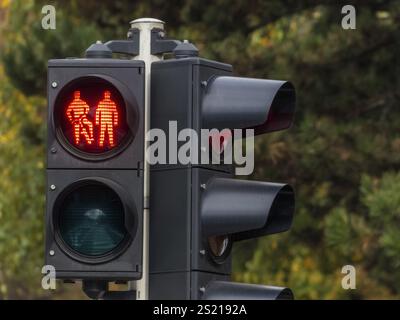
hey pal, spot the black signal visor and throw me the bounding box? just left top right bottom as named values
left=202, top=281, right=293, bottom=300
left=202, top=77, right=295, bottom=134
left=200, top=178, right=295, bottom=241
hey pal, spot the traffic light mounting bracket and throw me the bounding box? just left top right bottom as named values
left=104, top=26, right=183, bottom=56
left=150, top=27, right=181, bottom=55
left=104, top=28, right=140, bottom=56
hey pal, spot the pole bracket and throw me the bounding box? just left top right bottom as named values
left=105, top=28, right=140, bottom=56
left=151, top=27, right=181, bottom=55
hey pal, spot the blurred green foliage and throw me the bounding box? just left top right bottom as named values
left=0, top=0, right=399, bottom=299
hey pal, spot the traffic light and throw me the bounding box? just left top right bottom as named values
left=149, top=42, right=296, bottom=299
left=45, top=42, right=145, bottom=295
left=45, top=17, right=295, bottom=300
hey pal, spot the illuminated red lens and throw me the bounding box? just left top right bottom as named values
left=209, top=130, right=232, bottom=154
left=57, top=79, right=130, bottom=154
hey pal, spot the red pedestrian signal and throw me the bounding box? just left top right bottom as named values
left=56, top=78, right=132, bottom=156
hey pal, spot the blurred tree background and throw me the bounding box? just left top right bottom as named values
left=0, top=0, right=399, bottom=299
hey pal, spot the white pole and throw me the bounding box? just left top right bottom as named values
left=130, top=17, right=164, bottom=300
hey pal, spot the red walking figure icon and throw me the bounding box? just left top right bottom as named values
left=95, top=90, right=119, bottom=147
left=66, top=91, right=94, bottom=145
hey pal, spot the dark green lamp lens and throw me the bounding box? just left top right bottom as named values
left=58, top=183, right=127, bottom=257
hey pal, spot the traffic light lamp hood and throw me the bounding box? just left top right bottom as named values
left=200, top=178, right=295, bottom=241
left=202, top=77, right=295, bottom=134
left=202, top=281, right=293, bottom=300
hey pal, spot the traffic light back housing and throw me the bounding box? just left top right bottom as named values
left=149, top=56, right=295, bottom=299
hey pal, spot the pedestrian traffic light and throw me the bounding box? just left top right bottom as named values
left=149, top=40, right=295, bottom=299
left=44, top=17, right=296, bottom=300
left=45, top=41, right=145, bottom=295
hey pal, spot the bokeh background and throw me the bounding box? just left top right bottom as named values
left=0, top=0, right=399, bottom=299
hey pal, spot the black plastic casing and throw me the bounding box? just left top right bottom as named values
left=45, top=58, right=144, bottom=281
left=47, top=58, right=145, bottom=169
left=149, top=58, right=233, bottom=299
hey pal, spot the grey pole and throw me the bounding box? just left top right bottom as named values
left=130, top=17, right=165, bottom=300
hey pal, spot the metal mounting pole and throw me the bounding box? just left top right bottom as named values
left=130, top=17, right=165, bottom=300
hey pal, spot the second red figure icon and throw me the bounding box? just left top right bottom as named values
left=96, top=90, right=119, bottom=147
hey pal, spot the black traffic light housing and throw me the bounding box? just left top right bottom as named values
left=45, top=170, right=143, bottom=280
left=47, top=59, right=144, bottom=168
left=149, top=55, right=296, bottom=299
left=45, top=57, right=145, bottom=282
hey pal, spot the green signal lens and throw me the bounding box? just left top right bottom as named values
left=58, top=183, right=127, bottom=257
